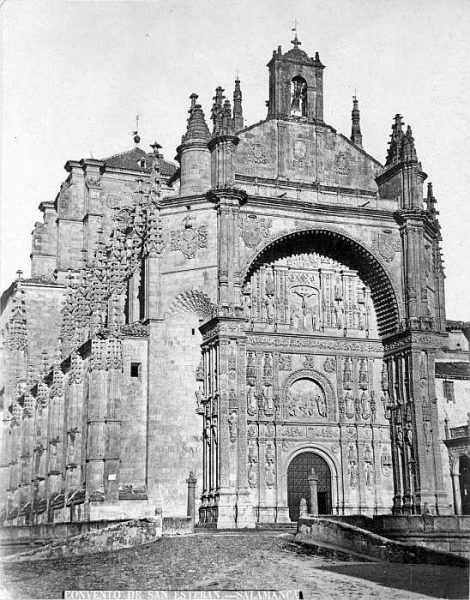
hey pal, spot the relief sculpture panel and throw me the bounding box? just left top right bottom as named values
left=243, top=250, right=378, bottom=338
left=281, top=369, right=335, bottom=422
left=285, top=378, right=326, bottom=419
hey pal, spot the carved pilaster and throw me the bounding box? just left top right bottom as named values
left=208, top=189, right=247, bottom=307
left=199, top=313, right=253, bottom=528
left=384, top=332, right=450, bottom=514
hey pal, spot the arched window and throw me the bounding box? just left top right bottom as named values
left=291, top=76, right=307, bottom=117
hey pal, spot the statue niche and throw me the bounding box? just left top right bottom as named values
left=285, top=378, right=327, bottom=420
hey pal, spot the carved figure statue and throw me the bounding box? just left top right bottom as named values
left=361, top=391, right=371, bottom=420
left=265, top=442, right=276, bottom=487
left=264, top=294, right=275, bottom=323
left=358, top=304, right=366, bottom=330
left=334, top=277, right=343, bottom=301
left=195, top=385, right=205, bottom=412
left=334, top=303, right=344, bottom=329
left=290, top=304, right=302, bottom=330
left=364, top=461, right=374, bottom=489
left=315, top=394, right=327, bottom=418
left=348, top=460, right=358, bottom=489
left=247, top=385, right=258, bottom=416
left=242, top=284, right=252, bottom=316
left=396, top=424, right=404, bottom=447
left=272, top=393, right=281, bottom=418
left=343, top=358, right=352, bottom=389
left=248, top=441, right=258, bottom=487
left=263, top=385, right=274, bottom=414
left=345, top=391, right=355, bottom=419
left=299, top=497, right=308, bottom=517
left=228, top=411, right=238, bottom=443
left=405, top=422, right=413, bottom=446
left=424, top=421, right=432, bottom=450
left=263, top=353, right=273, bottom=378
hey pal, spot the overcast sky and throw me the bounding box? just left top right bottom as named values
left=1, top=0, right=469, bottom=319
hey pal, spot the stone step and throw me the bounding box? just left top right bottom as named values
left=289, top=539, right=375, bottom=562
left=256, top=522, right=297, bottom=531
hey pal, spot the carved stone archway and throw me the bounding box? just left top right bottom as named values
left=286, top=448, right=338, bottom=520
left=241, top=225, right=402, bottom=338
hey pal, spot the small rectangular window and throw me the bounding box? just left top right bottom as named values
left=130, top=362, right=141, bottom=378
left=443, top=380, right=455, bottom=403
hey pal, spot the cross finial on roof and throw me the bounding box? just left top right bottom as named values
left=291, top=20, right=301, bottom=48
left=133, top=110, right=141, bottom=145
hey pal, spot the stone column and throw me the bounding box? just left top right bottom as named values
left=308, top=468, right=319, bottom=515
left=451, top=470, right=462, bottom=516
left=235, top=337, right=254, bottom=528
left=186, top=471, right=197, bottom=526
left=85, top=339, right=108, bottom=506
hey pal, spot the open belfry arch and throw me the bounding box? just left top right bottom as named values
left=0, top=35, right=452, bottom=530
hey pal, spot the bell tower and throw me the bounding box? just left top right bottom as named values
left=266, top=34, right=325, bottom=123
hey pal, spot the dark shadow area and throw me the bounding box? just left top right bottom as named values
left=314, top=562, right=469, bottom=599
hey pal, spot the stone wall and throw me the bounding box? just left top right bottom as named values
left=1, top=518, right=162, bottom=563
left=297, top=516, right=469, bottom=565
left=373, top=514, right=470, bottom=558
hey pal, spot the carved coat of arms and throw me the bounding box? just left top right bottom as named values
left=381, top=454, right=392, bottom=477
left=373, top=230, right=400, bottom=263
left=239, top=214, right=272, bottom=248
left=335, top=152, right=350, bottom=175
left=170, top=215, right=208, bottom=259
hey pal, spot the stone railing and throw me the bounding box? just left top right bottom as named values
left=296, top=517, right=469, bottom=567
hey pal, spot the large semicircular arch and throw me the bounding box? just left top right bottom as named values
left=241, top=225, right=401, bottom=338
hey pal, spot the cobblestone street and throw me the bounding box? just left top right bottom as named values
left=1, top=532, right=468, bottom=600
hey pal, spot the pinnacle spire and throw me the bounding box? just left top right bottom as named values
left=385, top=116, right=418, bottom=165
left=426, top=181, right=439, bottom=217
left=350, top=95, right=363, bottom=148
left=181, top=93, right=210, bottom=144
left=233, top=77, right=243, bottom=131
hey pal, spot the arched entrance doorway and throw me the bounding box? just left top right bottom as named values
left=459, top=455, right=470, bottom=515
left=287, top=452, right=332, bottom=521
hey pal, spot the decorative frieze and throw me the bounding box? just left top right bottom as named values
left=247, top=335, right=382, bottom=355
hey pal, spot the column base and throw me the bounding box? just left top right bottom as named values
left=258, top=505, right=276, bottom=524
left=235, top=490, right=256, bottom=529
left=276, top=506, right=291, bottom=523
left=215, top=490, right=237, bottom=529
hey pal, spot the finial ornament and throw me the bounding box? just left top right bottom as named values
left=150, top=141, right=162, bottom=156
left=133, top=110, right=141, bottom=145
left=189, top=93, right=198, bottom=113
left=291, top=20, right=301, bottom=48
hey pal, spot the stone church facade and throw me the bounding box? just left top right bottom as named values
left=1, top=37, right=468, bottom=529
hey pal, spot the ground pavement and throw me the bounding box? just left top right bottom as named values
left=0, top=530, right=468, bottom=599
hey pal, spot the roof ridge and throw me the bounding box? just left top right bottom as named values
left=101, top=147, right=147, bottom=161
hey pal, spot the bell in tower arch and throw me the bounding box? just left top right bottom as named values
left=291, top=76, right=307, bottom=117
